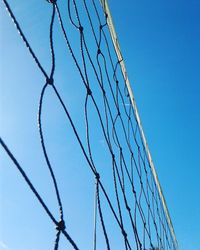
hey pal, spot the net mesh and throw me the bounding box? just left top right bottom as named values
left=1, top=0, right=177, bottom=249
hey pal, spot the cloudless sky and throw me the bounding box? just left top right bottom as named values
left=0, top=0, right=200, bottom=250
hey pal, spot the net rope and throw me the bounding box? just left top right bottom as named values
left=1, top=0, right=178, bottom=249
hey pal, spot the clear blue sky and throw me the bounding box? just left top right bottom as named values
left=1, top=0, right=200, bottom=250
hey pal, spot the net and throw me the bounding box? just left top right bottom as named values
left=1, top=1, right=178, bottom=249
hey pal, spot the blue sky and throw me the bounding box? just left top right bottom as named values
left=1, top=0, right=200, bottom=250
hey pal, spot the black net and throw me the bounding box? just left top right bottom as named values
left=1, top=1, right=177, bottom=249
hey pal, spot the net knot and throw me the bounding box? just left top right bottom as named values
left=46, top=77, right=54, bottom=85
left=116, top=80, right=119, bottom=84
left=97, top=48, right=101, bottom=55
left=56, top=220, right=65, bottom=231
left=121, top=229, right=127, bottom=238
left=87, top=87, right=92, bottom=96
left=111, top=153, right=115, bottom=159
left=95, top=172, right=100, bottom=181
left=126, top=205, right=131, bottom=212
left=79, top=26, right=84, bottom=33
